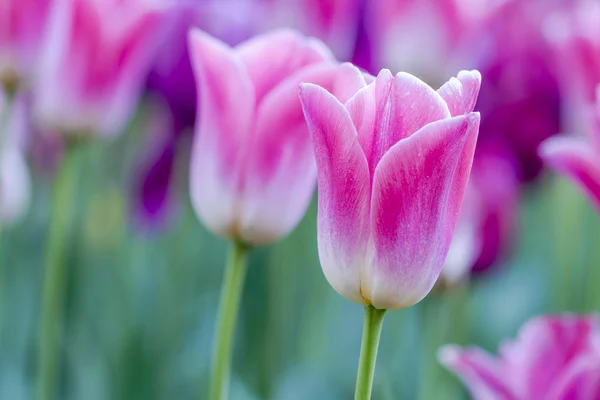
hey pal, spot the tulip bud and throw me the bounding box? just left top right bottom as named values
left=188, top=28, right=354, bottom=245
left=299, top=67, right=481, bottom=309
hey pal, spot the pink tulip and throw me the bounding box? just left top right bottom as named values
left=546, top=0, right=600, bottom=130
left=439, top=315, right=600, bottom=400
left=188, top=28, right=358, bottom=245
left=0, top=0, right=53, bottom=87
left=263, top=0, right=361, bottom=61
left=298, top=68, right=481, bottom=309
left=0, top=91, right=31, bottom=225
left=363, top=0, right=477, bottom=83
left=540, top=86, right=600, bottom=213
left=34, top=0, right=167, bottom=137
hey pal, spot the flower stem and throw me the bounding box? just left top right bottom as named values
left=36, top=142, right=82, bottom=400
left=208, top=240, right=250, bottom=400
left=354, top=305, right=386, bottom=400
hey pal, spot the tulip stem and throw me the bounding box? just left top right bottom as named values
left=354, top=305, right=386, bottom=400
left=208, top=240, right=250, bottom=400
left=36, top=142, right=82, bottom=400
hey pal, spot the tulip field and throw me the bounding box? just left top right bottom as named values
left=2, top=0, right=600, bottom=399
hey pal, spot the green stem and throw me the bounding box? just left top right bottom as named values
left=354, top=305, right=386, bottom=400
left=36, top=143, right=82, bottom=400
left=208, top=240, right=250, bottom=400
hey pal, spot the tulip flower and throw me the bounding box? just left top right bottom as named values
left=34, top=1, right=168, bottom=398
left=299, top=67, right=480, bottom=399
left=0, top=0, right=53, bottom=90
left=264, top=0, right=361, bottom=61
left=440, top=315, right=600, bottom=399
left=546, top=0, right=600, bottom=132
left=188, top=28, right=342, bottom=246
left=138, top=0, right=264, bottom=228
left=363, top=0, right=473, bottom=83
left=34, top=0, right=167, bottom=138
left=540, top=86, right=600, bottom=213
left=188, top=28, right=354, bottom=400
left=440, top=147, right=519, bottom=284
left=0, top=91, right=30, bottom=226
left=299, top=68, right=481, bottom=309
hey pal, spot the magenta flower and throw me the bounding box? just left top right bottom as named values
left=440, top=315, right=600, bottom=399
left=33, top=0, right=167, bottom=137
left=441, top=146, right=519, bottom=284
left=0, top=0, right=53, bottom=87
left=188, top=28, right=356, bottom=245
left=263, top=0, right=361, bottom=61
left=363, top=0, right=473, bottom=82
left=299, top=68, right=481, bottom=309
left=540, top=87, right=600, bottom=213
left=548, top=0, right=600, bottom=127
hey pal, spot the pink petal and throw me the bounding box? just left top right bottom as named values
left=299, top=82, right=370, bottom=305
left=368, top=113, right=479, bottom=309
left=437, top=70, right=482, bottom=116
left=188, top=28, right=255, bottom=239
left=540, top=136, right=600, bottom=213
left=236, top=28, right=334, bottom=105
left=346, top=69, right=451, bottom=181
left=438, top=345, right=517, bottom=400
left=238, top=63, right=340, bottom=245
left=332, top=62, right=369, bottom=104
left=549, top=354, right=600, bottom=400
left=500, top=315, right=600, bottom=399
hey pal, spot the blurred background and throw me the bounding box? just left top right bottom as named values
left=2, top=0, right=600, bottom=398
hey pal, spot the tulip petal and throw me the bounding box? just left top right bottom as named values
left=549, top=354, right=600, bottom=400
left=499, top=315, right=599, bottom=399
left=332, top=63, right=369, bottom=104
left=437, top=70, right=482, bottom=116
left=368, top=114, right=479, bottom=309
left=347, top=69, right=451, bottom=180
left=540, top=136, right=600, bottom=212
left=238, top=63, right=340, bottom=244
left=438, top=345, right=517, bottom=400
left=236, top=28, right=334, bottom=105
left=188, top=29, right=255, bottom=238
left=299, top=83, right=370, bottom=305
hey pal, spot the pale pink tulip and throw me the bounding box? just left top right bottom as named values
left=540, top=86, right=600, bottom=213
left=440, top=315, right=600, bottom=400
left=0, top=0, right=53, bottom=87
left=299, top=68, right=481, bottom=309
left=364, top=0, right=479, bottom=83
left=263, top=0, right=361, bottom=61
left=34, top=0, right=167, bottom=137
left=0, top=91, right=31, bottom=225
left=188, top=28, right=358, bottom=245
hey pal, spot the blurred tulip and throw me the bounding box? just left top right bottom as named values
left=472, top=0, right=562, bottom=183
left=34, top=0, right=167, bottom=138
left=470, top=147, right=520, bottom=272
left=0, top=91, right=31, bottom=226
left=188, top=28, right=347, bottom=246
left=138, top=0, right=265, bottom=229
left=0, top=0, right=53, bottom=90
left=440, top=315, right=600, bottom=399
left=132, top=98, right=176, bottom=230
left=540, top=87, right=600, bottom=213
left=440, top=147, right=519, bottom=284
left=363, top=0, right=475, bottom=84
left=440, top=184, right=481, bottom=286
left=546, top=0, right=600, bottom=130
left=299, top=68, right=481, bottom=310
left=263, top=0, right=361, bottom=61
